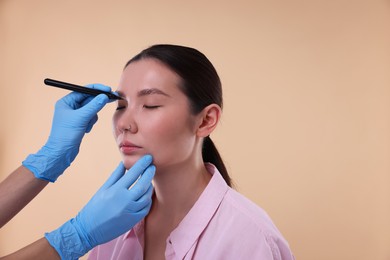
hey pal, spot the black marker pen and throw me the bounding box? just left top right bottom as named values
left=44, top=78, right=123, bottom=100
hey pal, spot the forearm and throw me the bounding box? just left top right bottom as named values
left=0, top=166, right=49, bottom=228
left=0, top=237, right=60, bottom=260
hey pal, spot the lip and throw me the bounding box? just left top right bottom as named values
left=119, top=141, right=143, bottom=155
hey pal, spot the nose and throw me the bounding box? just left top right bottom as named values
left=114, top=107, right=138, bottom=134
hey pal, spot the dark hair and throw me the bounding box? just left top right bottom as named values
left=125, top=44, right=232, bottom=187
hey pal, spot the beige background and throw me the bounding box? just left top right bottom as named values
left=1, top=1, right=389, bottom=259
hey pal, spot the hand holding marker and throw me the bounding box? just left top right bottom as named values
left=44, top=78, right=123, bottom=100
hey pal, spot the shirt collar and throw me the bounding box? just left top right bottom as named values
left=122, top=164, right=229, bottom=258
left=168, top=163, right=229, bottom=259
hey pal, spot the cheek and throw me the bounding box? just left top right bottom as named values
left=112, top=116, right=119, bottom=138
left=143, top=113, right=196, bottom=166
left=112, top=111, right=128, bottom=139
left=143, top=116, right=176, bottom=145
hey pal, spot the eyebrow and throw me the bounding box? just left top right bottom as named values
left=115, top=88, right=170, bottom=98
left=138, top=88, right=170, bottom=97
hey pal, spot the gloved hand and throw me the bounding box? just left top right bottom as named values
left=22, top=84, right=112, bottom=182
left=45, top=155, right=155, bottom=260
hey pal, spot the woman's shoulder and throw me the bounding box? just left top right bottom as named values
left=219, top=188, right=288, bottom=241
left=206, top=164, right=287, bottom=239
left=224, top=188, right=273, bottom=222
left=203, top=188, right=294, bottom=259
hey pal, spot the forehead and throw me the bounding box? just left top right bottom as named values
left=118, top=58, right=182, bottom=93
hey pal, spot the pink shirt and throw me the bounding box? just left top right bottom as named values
left=89, top=164, right=294, bottom=260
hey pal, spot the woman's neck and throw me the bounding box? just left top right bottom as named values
left=150, top=156, right=211, bottom=222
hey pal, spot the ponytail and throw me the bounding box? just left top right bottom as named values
left=202, top=136, right=232, bottom=187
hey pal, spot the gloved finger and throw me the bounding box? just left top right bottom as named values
left=98, top=162, right=126, bottom=191
left=57, top=91, right=94, bottom=110
left=86, top=83, right=112, bottom=93
left=85, top=115, right=98, bottom=133
left=57, top=82, right=112, bottom=109
left=126, top=185, right=153, bottom=212
left=117, top=155, right=153, bottom=188
left=133, top=195, right=153, bottom=216
left=135, top=184, right=154, bottom=205
left=86, top=84, right=118, bottom=103
left=80, top=95, right=95, bottom=107
left=78, top=94, right=109, bottom=117
left=142, top=182, right=154, bottom=200
left=127, top=165, right=155, bottom=201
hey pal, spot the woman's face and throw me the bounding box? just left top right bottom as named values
left=113, top=58, right=199, bottom=170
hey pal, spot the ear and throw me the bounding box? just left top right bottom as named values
left=196, top=104, right=221, bottom=137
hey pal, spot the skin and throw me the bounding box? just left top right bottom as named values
left=113, top=58, right=221, bottom=259
left=0, top=166, right=60, bottom=259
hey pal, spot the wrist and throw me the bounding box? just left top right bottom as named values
left=22, top=144, right=78, bottom=182
left=45, top=218, right=92, bottom=260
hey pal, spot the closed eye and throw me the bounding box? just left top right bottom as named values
left=143, top=105, right=161, bottom=109
left=116, top=106, right=126, bottom=110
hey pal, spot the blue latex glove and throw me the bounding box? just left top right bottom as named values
left=45, top=155, right=155, bottom=260
left=22, top=84, right=112, bottom=182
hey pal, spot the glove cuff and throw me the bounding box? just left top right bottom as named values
left=45, top=218, right=93, bottom=260
left=22, top=145, right=76, bottom=182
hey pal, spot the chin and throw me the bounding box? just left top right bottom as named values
left=122, top=153, right=155, bottom=170
left=122, top=156, right=141, bottom=170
